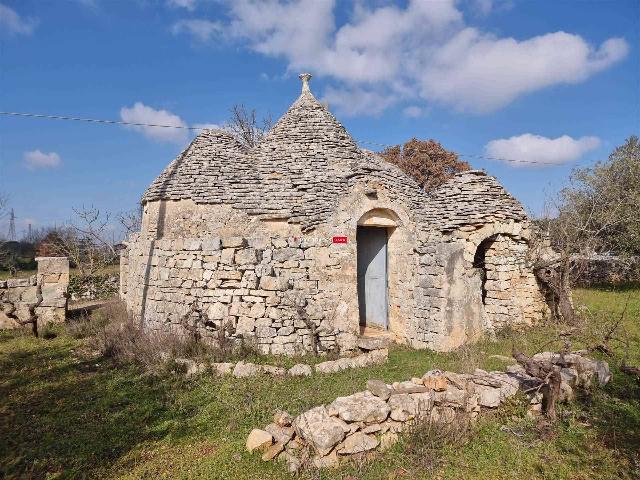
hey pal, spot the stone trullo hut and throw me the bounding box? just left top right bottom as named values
left=120, top=74, right=549, bottom=355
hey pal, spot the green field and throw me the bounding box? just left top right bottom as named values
left=1, top=285, right=638, bottom=479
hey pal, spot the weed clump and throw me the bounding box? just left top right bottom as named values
left=65, top=300, right=256, bottom=372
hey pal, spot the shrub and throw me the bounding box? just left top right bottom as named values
left=67, top=300, right=258, bottom=371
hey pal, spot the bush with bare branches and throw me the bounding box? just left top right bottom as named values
left=225, top=104, right=273, bottom=149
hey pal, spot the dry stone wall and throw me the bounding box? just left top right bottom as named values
left=572, top=255, right=640, bottom=286
left=247, top=352, right=611, bottom=473
left=0, top=257, right=69, bottom=328
left=121, top=233, right=365, bottom=354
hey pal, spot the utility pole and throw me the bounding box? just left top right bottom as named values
left=8, top=208, right=15, bottom=241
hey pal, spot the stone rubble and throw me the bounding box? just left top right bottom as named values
left=247, top=352, right=610, bottom=472
left=172, top=348, right=388, bottom=379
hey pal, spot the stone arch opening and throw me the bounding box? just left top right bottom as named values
left=473, top=234, right=498, bottom=305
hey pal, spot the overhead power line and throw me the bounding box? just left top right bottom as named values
left=0, top=110, right=563, bottom=166
left=0, top=110, right=201, bottom=131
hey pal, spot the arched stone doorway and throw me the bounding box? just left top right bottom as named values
left=356, top=209, right=399, bottom=330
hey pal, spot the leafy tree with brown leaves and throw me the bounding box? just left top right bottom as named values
left=381, top=138, right=470, bottom=191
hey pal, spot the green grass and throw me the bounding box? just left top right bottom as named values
left=1, top=285, right=638, bottom=479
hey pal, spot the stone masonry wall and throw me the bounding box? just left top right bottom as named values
left=483, top=234, right=547, bottom=330
left=0, top=257, right=69, bottom=328
left=410, top=220, right=549, bottom=352
left=121, top=234, right=359, bottom=355
left=124, top=181, right=419, bottom=354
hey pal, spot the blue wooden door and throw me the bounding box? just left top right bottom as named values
left=357, top=227, right=388, bottom=329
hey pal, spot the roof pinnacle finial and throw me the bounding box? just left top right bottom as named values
left=299, top=73, right=312, bottom=94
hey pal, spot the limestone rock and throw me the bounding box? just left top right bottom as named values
left=312, top=449, right=339, bottom=468
left=357, top=336, right=390, bottom=351
left=366, top=379, right=391, bottom=400
left=265, top=423, right=295, bottom=444
left=475, top=385, right=501, bottom=407
left=328, top=391, right=390, bottom=424
left=338, top=432, right=378, bottom=455
left=211, top=362, right=234, bottom=375
left=293, top=406, right=348, bottom=456
left=288, top=363, right=312, bottom=377
left=221, top=236, right=246, bottom=248
left=281, top=451, right=301, bottom=474
left=233, top=361, right=261, bottom=378
left=273, top=410, right=293, bottom=427
left=388, top=391, right=434, bottom=421
left=262, top=441, right=285, bottom=461
left=262, top=365, right=287, bottom=376
left=422, top=371, right=448, bottom=391
left=246, top=429, right=273, bottom=452
left=391, top=381, right=429, bottom=394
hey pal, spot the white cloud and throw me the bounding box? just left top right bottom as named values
left=185, top=0, right=628, bottom=116
left=0, top=4, right=37, bottom=36
left=472, top=0, right=494, bottom=16
left=322, top=86, right=398, bottom=117
left=403, top=105, right=423, bottom=118
left=422, top=31, right=629, bottom=112
left=120, top=102, right=189, bottom=143
left=172, top=19, right=222, bottom=41
left=167, top=0, right=198, bottom=10
left=23, top=150, right=62, bottom=170
left=485, top=133, right=601, bottom=167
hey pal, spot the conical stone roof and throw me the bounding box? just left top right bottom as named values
left=142, top=129, right=251, bottom=205
left=141, top=74, right=528, bottom=234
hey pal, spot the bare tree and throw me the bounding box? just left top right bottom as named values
left=118, top=207, right=142, bottom=236
left=0, top=194, right=13, bottom=271
left=530, top=136, right=640, bottom=323
left=41, top=206, right=119, bottom=279
left=225, top=104, right=273, bottom=149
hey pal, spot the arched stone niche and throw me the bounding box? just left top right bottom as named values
left=468, top=230, right=547, bottom=330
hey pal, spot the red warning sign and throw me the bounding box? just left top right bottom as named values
left=332, top=236, right=348, bottom=244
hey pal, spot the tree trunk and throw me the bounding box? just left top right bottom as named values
left=513, top=350, right=562, bottom=420
left=534, top=257, right=576, bottom=324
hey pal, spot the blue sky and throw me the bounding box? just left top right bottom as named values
left=1, top=0, right=638, bottom=239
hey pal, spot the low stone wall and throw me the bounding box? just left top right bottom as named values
left=246, top=352, right=610, bottom=472
left=573, top=255, right=640, bottom=287
left=176, top=345, right=388, bottom=378
left=0, top=257, right=69, bottom=328
left=69, top=273, right=119, bottom=301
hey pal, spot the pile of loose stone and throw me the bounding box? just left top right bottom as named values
left=175, top=338, right=389, bottom=378
left=246, top=352, right=610, bottom=473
